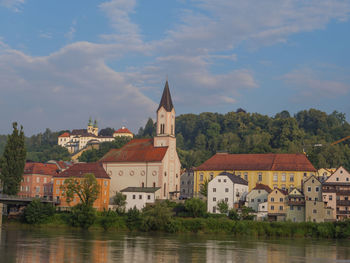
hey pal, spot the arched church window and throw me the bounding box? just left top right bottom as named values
left=164, top=183, right=166, bottom=197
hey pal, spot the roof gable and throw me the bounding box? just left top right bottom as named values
left=157, top=81, right=174, bottom=112
left=55, top=162, right=110, bottom=179
left=99, top=138, right=168, bottom=163
left=217, top=172, right=248, bottom=185
left=114, top=127, right=132, bottom=134
left=325, top=166, right=350, bottom=184
left=252, top=183, right=272, bottom=193
left=289, top=188, right=303, bottom=197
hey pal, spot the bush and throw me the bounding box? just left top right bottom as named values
left=184, top=198, right=206, bottom=218
left=140, top=201, right=173, bottom=231
left=228, top=209, right=240, bottom=220
left=99, top=210, right=119, bottom=231
left=68, top=204, right=96, bottom=229
left=126, top=207, right=142, bottom=231
left=22, top=199, right=55, bottom=224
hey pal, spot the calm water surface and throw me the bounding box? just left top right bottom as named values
left=0, top=225, right=350, bottom=263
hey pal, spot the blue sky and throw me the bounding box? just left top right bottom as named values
left=0, top=0, right=349, bottom=135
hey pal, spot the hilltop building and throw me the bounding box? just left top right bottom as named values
left=100, top=81, right=181, bottom=200
left=194, top=153, right=316, bottom=194
left=113, top=126, right=134, bottom=138
left=57, top=118, right=115, bottom=154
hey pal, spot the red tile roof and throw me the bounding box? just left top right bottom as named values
left=114, top=127, right=132, bottom=134
left=24, top=162, right=59, bottom=176
left=54, top=163, right=110, bottom=179
left=252, top=183, right=273, bottom=193
left=100, top=138, right=168, bottom=163
left=59, top=132, right=70, bottom=137
left=195, top=153, right=316, bottom=172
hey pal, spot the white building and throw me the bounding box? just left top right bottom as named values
left=100, top=81, right=181, bottom=201
left=113, top=126, right=134, bottom=138
left=58, top=118, right=115, bottom=154
left=121, top=187, right=161, bottom=210
left=207, top=172, right=248, bottom=213
left=257, top=202, right=268, bottom=220
left=245, top=183, right=272, bottom=212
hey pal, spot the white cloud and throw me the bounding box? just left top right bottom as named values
left=65, top=20, right=77, bottom=41
left=0, top=0, right=25, bottom=12
left=282, top=68, right=350, bottom=99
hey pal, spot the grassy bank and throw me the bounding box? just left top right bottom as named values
left=6, top=212, right=350, bottom=239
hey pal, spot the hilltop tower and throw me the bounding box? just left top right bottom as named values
left=87, top=117, right=94, bottom=134
left=93, top=119, right=98, bottom=136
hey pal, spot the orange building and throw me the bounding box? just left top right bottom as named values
left=52, top=163, right=110, bottom=211
left=18, top=162, right=59, bottom=198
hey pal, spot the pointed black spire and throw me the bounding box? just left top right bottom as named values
left=157, top=80, right=174, bottom=112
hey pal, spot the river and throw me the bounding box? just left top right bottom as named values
left=0, top=225, right=350, bottom=263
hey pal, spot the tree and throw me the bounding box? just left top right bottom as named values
left=61, top=173, right=100, bottom=207
left=0, top=122, right=26, bottom=195
left=141, top=201, right=173, bottom=231
left=184, top=198, right=206, bottom=217
left=217, top=200, right=229, bottom=214
left=199, top=179, right=209, bottom=198
left=99, top=127, right=115, bottom=136
left=112, top=192, right=127, bottom=213
left=22, top=199, right=55, bottom=224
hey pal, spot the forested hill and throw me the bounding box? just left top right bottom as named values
left=138, top=109, right=350, bottom=170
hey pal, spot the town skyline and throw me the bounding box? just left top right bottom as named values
left=1, top=0, right=350, bottom=135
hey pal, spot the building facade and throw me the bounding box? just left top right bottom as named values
left=120, top=187, right=161, bottom=210
left=18, top=162, right=59, bottom=198
left=100, top=81, right=181, bottom=201
left=194, top=153, right=316, bottom=195
left=52, top=163, right=110, bottom=211
left=286, top=188, right=305, bottom=222
left=267, top=188, right=288, bottom=221
left=246, top=183, right=272, bottom=212
left=180, top=169, right=194, bottom=199
left=58, top=118, right=115, bottom=154
left=207, top=172, right=248, bottom=213
left=113, top=126, right=134, bottom=138
left=322, top=167, right=350, bottom=220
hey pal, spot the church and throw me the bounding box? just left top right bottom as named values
left=100, top=81, right=181, bottom=200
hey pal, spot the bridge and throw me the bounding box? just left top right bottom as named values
left=0, top=194, right=59, bottom=205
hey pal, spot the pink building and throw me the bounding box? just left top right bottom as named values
left=19, top=163, right=60, bottom=198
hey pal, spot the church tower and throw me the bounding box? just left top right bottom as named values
left=154, top=81, right=176, bottom=148
left=87, top=117, right=94, bottom=134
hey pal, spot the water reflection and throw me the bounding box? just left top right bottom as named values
left=0, top=226, right=350, bottom=263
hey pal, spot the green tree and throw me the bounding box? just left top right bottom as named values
left=217, top=200, right=229, bottom=214
left=99, top=127, right=115, bottom=136
left=112, top=192, right=127, bottom=213
left=0, top=122, right=26, bottom=195
left=228, top=208, right=240, bottom=220
left=141, top=201, right=173, bottom=231
left=61, top=173, right=100, bottom=207
left=199, top=179, right=209, bottom=198
left=68, top=203, right=97, bottom=229
left=22, top=199, right=55, bottom=224
left=184, top=198, right=206, bottom=217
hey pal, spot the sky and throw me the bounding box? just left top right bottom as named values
left=0, top=0, right=350, bottom=135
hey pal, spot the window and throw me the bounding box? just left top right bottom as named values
left=56, top=180, right=60, bottom=185
left=289, top=174, right=294, bottom=182
left=251, top=199, right=255, bottom=203
left=224, top=179, right=227, bottom=183
left=213, top=207, right=216, bottom=213
left=26, top=177, right=29, bottom=182
left=313, top=209, right=317, bottom=214
left=315, top=187, right=319, bottom=192
left=142, top=182, right=145, bottom=188
left=279, top=206, right=283, bottom=211
left=44, top=178, right=47, bottom=183
left=213, top=197, right=216, bottom=201
left=20, top=186, right=23, bottom=191
left=36, top=177, right=40, bottom=183
left=210, top=173, right=214, bottom=180
left=244, top=172, right=248, bottom=181
left=104, top=180, right=108, bottom=186
left=182, top=181, right=184, bottom=185
left=148, top=195, right=151, bottom=200
left=164, top=172, right=167, bottom=177
left=225, top=198, right=228, bottom=202
left=279, top=198, right=283, bottom=202
left=307, top=187, right=311, bottom=192
left=327, top=210, right=330, bottom=215
left=225, top=188, right=229, bottom=193
left=218, top=179, right=221, bottom=183
left=271, top=197, right=275, bottom=202
left=281, top=173, right=286, bottom=182
left=133, top=195, right=136, bottom=199
left=200, top=173, right=203, bottom=182
left=258, top=172, right=262, bottom=181
left=282, top=185, right=286, bottom=190
left=336, top=178, right=339, bottom=181
left=290, top=206, right=294, bottom=210
left=139, top=195, right=142, bottom=199
left=304, top=172, right=307, bottom=177
left=298, top=206, right=301, bottom=211
left=264, top=199, right=267, bottom=202
left=347, top=178, right=349, bottom=182
left=56, top=189, right=59, bottom=194
left=257, top=198, right=261, bottom=202
left=213, top=188, right=216, bottom=192
left=273, top=173, right=278, bottom=182
left=153, top=182, right=156, bottom=188
left=271, top=205, right=274, bottom=210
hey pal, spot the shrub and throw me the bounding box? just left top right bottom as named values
left=140, top=201, right=173, bottom=231
left=22, top=199, right=55, bottom=224
left=99, top=210, right=118, bottom=231
left=217, top=200, right=229, bottom=214
left=68, top=204, right=96, bottom=229
left=126, top=207, right=142, bottom=231
left=228, top=209, right=240, bottom=220
left=184, top=198, right=206, bottom=218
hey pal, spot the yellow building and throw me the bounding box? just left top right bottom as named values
left=194, top=153, right=316, bottom=195
left=267, top=188, right=288, bottom=221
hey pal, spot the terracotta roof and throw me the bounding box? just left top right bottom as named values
left=252, top=183, right=272, bottom=193
left=195, top=153, right=316, bottom=172
left=54, top=162, right=110, bottom=179
left=274, top=188, right=288, bottom=196
left=114, top=127, right=132, bottom=134
left=58, top=132, right=70, bottom=137
left=99, top=138, right=168, bottom=163
left=71, top=129, right=96, bottom=137
left=218, top=172, right=248, bottom=185
left=120, top=187, right=161, bottom=193
left=24, top=162, right=59, bottom=176
left=157, top=81, right=174, bottom=112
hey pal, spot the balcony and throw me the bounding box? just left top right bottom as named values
left=337, top=210, right=350, bottom=215
left=288, top=200, right=305, bottom=206
left=336, top=200, right=350, bottom=206
left=322, top=189, right=350, bottom=195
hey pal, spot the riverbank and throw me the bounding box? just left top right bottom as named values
left=4, top=213, right=350, bottom=239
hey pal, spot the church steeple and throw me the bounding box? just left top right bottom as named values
left=157, top=80, right=174, bottom=112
